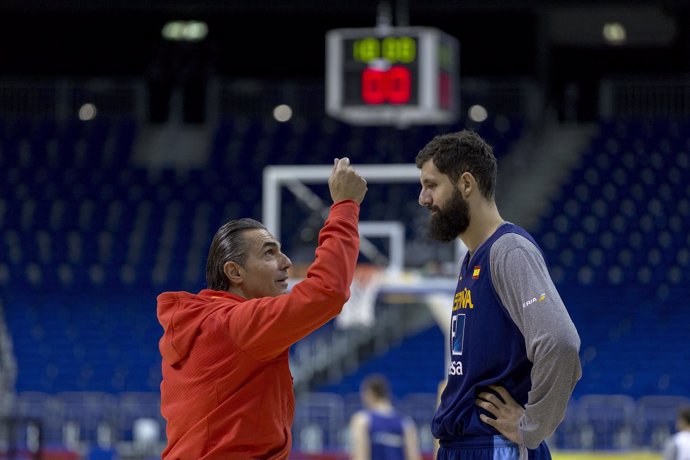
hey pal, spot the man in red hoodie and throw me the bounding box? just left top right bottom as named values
left=157, top=157, right=367, bottom=459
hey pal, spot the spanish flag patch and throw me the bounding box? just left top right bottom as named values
left=472, top=266, right=481, bottom=279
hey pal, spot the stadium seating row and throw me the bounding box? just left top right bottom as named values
left=10, top=390, right=689, bottom=453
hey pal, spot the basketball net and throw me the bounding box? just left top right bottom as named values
left=336, top=264, right=384, bottom=329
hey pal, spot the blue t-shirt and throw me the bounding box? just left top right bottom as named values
left=366, top=409, right=408, bottom=460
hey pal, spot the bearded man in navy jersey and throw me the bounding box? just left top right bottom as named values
left=416, top=130, right=581, bottom=460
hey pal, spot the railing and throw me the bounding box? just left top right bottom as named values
left=291, top=299, right=435, bottom=394
left=600, top=76, right=690, bottom=119
left=6, top=75, right=690, bottom=125
left=0, top=76, right=541, bottom=124
left=0, top=79, right=146, bottom=122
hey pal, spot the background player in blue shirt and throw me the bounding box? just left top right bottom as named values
left=416, top=130, right=582, bottom=460
left=349, top=373, right=422, bottom=460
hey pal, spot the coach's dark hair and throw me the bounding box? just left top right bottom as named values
left=415, top=129, right=497, bottom=199
left=206, top=218, right=267, bottom=291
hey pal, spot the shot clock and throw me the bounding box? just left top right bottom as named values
left=326, top=26, right=460, bottom=126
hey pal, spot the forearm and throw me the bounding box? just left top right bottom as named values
left=519, top=333, right=581, bottom=448
left=304, top=199, right=360, bottom=292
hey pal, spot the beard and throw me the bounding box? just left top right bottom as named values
left=427, top=190, right=470, bottom=242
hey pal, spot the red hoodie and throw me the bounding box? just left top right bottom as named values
left=157, top=200, right=360, bottom=459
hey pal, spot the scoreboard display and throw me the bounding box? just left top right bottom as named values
left=326, top=26, right=460, bottom=126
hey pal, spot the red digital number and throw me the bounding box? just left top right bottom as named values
left=361, top=66, right=411, bottom=105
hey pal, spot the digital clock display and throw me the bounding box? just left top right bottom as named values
left=326, top=26, right=460, bottom=126
left=343, top=36, right=420, bottom=106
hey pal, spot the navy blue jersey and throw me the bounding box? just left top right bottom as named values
left=367, top=409, right=408, bottom=460
left=432, top=223, right=541, bottom=442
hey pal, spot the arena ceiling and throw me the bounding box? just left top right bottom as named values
left=1, top=0, right=688, bottom=12
left=1, top=0, right=687, bottom=79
